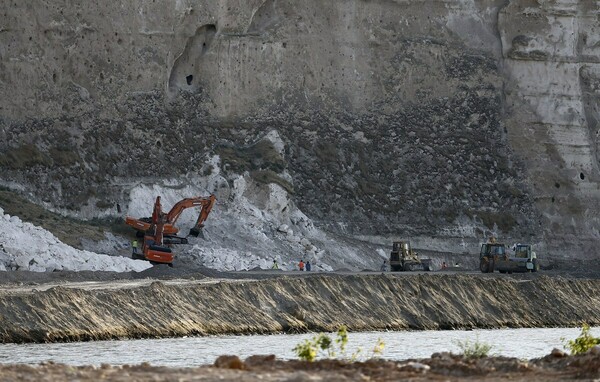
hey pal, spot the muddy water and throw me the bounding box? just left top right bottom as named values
left=0, top=327, right=597, bottom=367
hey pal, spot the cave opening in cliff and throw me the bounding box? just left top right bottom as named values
left=186, top=75, right=193, bottom=86
left=580, top=172, right=585, bottom=180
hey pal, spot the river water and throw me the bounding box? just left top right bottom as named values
left=0, top=327, right=598, bottom=367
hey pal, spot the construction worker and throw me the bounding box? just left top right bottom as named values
left=271, top=259, right=279, bottom=270
left=298, top=259, right=305, bottom=271
left=132, top=240, right=138, bottom=255
left=306, top=261, right=311, bottom=272
left=380, top=260, right=387, bottom=272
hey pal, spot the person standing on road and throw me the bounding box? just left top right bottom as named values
left=132, top=240, right=138, bottom=256
left=271, top=259, right=279, bottom=269
left=306, top=261, right=311, bottom=272
left=380, top=260, right=387, bottom=272
left=298, top=259, right=305, bottom=271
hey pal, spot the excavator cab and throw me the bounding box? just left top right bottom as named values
left=143, top=235, right=174, bottom=265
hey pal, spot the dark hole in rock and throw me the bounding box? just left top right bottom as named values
left=551, top=196, right=555, bottom=203
left=156, top=140, right=162, bottom=148
left=580, top=172, right=585, bottom=180
left=554, top=182, right=560, bottom=188
left=186, top=75, right=193, bottom=85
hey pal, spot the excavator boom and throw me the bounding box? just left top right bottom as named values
left=125, top=194, right=217, bottom=237
left=188, top=194, right=216, bottom=237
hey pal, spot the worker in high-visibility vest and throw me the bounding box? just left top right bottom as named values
left=132, top=240, right=138, bottom=255
left=271, top=259, right=279, bottom=269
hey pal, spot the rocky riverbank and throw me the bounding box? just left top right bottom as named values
left=0, top=274, right=599, bottom=344
left=1, top=350, right=600, bottom=381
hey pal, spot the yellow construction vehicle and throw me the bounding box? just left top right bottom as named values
left=389, top=241, right=432, bottom=271
left=479, top=239, right=540, bottom=273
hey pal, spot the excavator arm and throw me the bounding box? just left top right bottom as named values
left=165, top=195, right=216, bottom=227
left=188, top=194, right=216, bottom=237
left=125, top=194, right=217, bottom=237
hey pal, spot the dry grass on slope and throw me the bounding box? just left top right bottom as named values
left=0, top=188, right=130, bottom=249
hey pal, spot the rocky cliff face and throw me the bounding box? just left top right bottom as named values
left=1, top=0, right=599, bottom=263
left=499, top=1, right=600, bottom=258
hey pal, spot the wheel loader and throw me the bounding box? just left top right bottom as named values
left=389, top=241, right=432, bottom=271
left=479, top=239, right=539, bottom=273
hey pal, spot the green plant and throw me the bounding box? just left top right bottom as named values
left=453, top=335, right=493, bottom=359
left=293, top=326, right=384, bottom=362
left=293, top=333, right=334, bottom=362
left=563, top=324, right=600, bottom=355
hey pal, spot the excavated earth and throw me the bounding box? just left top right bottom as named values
left=0, top=274, right=599, bottom=344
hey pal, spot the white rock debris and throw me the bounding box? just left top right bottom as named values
left=0, top=207, right=151, bottom=273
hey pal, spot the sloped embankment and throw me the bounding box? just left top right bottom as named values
left=0, top=275, right=599, bottom=343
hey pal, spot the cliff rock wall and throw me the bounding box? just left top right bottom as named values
left=1, top=0, right=599, bottom=261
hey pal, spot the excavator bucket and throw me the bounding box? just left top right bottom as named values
left=189, top=227, right=203, bottom=238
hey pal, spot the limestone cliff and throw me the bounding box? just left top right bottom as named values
left=0, top=0, right=599, bottom=262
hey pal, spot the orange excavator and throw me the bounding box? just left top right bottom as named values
left=139, top=196, right=174, bottom=266
left=125, top=194, right=216, bottom=240
left=131, top=194, right=216, bottom=266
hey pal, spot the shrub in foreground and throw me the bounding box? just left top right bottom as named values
left=293, top=326, right=384, bottom=362
left=564, top=324, right=600, bottom=355
left=453, top=335, right=493, bottom=359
